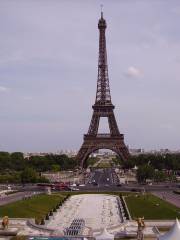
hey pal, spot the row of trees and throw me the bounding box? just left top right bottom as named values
left=0, top=151, right=78, bottom=183
left=0, top=152, right=77, bottom=172
left=0, top=168, right=49, bottom=184
left=113, top=153, right=180, bottom=183
left=136, top=164, right=177, bottom=183
left=113, top=153, right=180, bottom=171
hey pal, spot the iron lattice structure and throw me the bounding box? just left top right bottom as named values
left=76, top=12, right=129, bottom=168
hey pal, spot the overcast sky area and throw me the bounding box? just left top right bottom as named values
left=0, top=0, right=180, bottom=152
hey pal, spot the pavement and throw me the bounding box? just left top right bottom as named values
left=0, top=191, right=40, bottom=206
left=47, top=194, right=122, bottom=233
left=87, top=168, right=119, bottom=187
left=152, top=191, right=180, bottom=208
left=84, top=168, right=179, bottom=193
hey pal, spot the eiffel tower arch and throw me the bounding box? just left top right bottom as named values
left=76, top=12, right=129, bottom=168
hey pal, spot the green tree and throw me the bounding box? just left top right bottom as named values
left=0, top=152, right=11, bottom=171
left=153, top=171, right=166, bottom=182
left=136, top=164, right=155, bottom=183
left=51, top=164, right=60, bottom=172
left=10, top=152, right=25, bottom=171
left=0, top=173, right=21, bottom=183
left=21, top=168, right=38, bottom=183
left=37, top=176, right=50, bottom=183
left=86, top=157, right=98, bottom=167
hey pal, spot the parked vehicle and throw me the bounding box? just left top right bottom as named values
left=116, top=183, right=122, bottom=187
left=70, top=187, right=79, bottom=191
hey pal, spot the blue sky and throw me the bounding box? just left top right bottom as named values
left=0, top=0, right=180, bottom=152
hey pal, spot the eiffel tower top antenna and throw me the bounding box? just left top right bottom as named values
left=100, top=4, right=103, bottom=18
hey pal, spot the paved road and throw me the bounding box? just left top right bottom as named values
left=0, top=186, right=179, bottom=207
left=87, top=168, right=119, bottom=187
left=0, top=191, right=39, bottom=206
left=85, top=168, right=179, bottom=192
left=152, top=191, right=180, bottom=208
left=77, top=185, right=178, bottom=193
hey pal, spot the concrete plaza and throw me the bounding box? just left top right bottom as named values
left=47, top=194, right=122, bottom=233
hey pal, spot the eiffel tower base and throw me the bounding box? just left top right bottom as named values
left=77, top=134, right=129, bottom=168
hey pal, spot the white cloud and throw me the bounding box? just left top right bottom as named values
left=125, top=66, right=143, bottom=78
left=0, top=86, right=10, bottom=92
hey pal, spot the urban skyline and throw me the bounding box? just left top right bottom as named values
left=0, top=0, right=180, bottom=152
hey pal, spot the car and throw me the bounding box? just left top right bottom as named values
left=116, top=183, right=122, bottom=187
left=92, top=182, right=98, bottom=186
left=70, top=183, right=77, bottom=187
left=79, top=184, right=85, bottom=187
left=131, top=188, right=140, bottom=192
left=70, top=187, right=79, bottom=191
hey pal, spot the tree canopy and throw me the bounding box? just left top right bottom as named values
left=114, top=153, right=180, bottom=171
left=0, top=152, right=77, bottom=183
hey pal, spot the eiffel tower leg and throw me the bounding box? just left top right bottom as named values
left=76, top=144, right=92, bottom=168
left=88, top=112, right=100, bottom=135
left=108, top=111, right=120, bottom=135
left=115, top=146, right=130, bottom=161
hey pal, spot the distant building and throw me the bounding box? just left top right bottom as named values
left=23, top=149, right=77, bottom=159
left=23, top=152, right=51, bottom=159
left=129, top=148, right=144, bottom=155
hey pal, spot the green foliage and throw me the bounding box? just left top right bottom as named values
left=21, top=168, right=38, bottom=183
left=10, top=152, right=25, bottom=171
left=153, top=171, right=166, bottom=182
left=136, top=164, right=154, bottom=183
left=115, top=156, right=135, bottom=169
left=21, top=168, right=49, bottom=183
left=112, top=157, right=123, bottom=166
left=51, top=164, right=60, bottom=172
left=96, top=161, right=112, bottom=168
left=0, top=172, right=21, bottom=183
left=37, top=175, right=50, bottom=183
left=168, top=173, right=177, bottom=182
left=10, top=236, right=26, bottom=240
left=0, top=152, right=78, bottom=183
left=28, top=154, right=77, bottom=171
left=86, top=157, right=99, bottom=167
left=0, top=152, right=77, bottom=173
left=0, top=152, right=11, bottom=170
left=116, top=153, right=180, bottom=171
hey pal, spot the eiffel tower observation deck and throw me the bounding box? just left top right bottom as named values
left=76, top=11, right=129, bottom=168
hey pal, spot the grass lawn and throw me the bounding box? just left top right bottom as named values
left=0, top=194, right=66, bottom=219
left=125, top=194, right=180, bottom=219
left=0, top=191, right=178, bottom=221
left=0, top=191, right=135, bottom=219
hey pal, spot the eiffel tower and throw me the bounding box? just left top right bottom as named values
left=76, top=11, right=129, bottom=168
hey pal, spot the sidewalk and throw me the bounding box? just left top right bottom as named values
left=152, top=191, right=180, bottom=208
